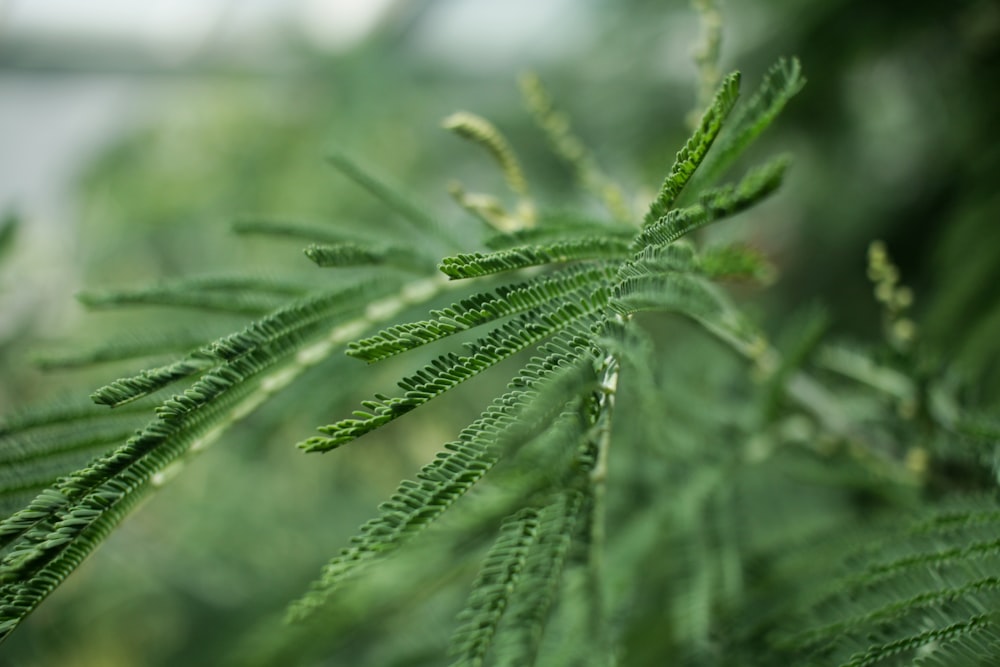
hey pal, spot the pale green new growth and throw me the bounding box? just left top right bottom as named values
left=443, top=112, right=531, bottom=200
left=519, top=72, right=630, bottom=222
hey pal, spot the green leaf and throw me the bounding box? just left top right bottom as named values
left=300, top=302, right=605, bottom=452
left=642, top=71, right=741, bottom=226
left=448, top=507, right=542, bottom=666
left=694, top=57, right=805, bottom=188
left=348, top=263, right=616, bottom=364
left=90, top=281, right=384, bottom=407
left=519, top=73, right=630, bottom=221
left=777, top=497, right=1000, bottom=666
left=304, top=242, right=430, bottom=272
left=489, top=491, right=588, bottom=666
left=233, top=217, right=368, bottom=244
left=443, top=111, right=530, bottom=199
left=287, top=334, right=597, bottom=623
left=440, top=237, right=631, bottom=280
left=635, top=155, right=789, bottom=252
left=484, top=216, right=633, bottom=251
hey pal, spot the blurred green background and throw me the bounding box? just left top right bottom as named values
left=0, top=0, right=997, bottom=664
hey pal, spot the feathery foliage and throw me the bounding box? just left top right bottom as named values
left=1, top=34, right=997, bottom=667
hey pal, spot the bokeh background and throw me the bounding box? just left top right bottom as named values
left=0, top=0, right=997, bottom=664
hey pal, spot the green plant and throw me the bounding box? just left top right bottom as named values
left=1, top=46, right=999, bottom=667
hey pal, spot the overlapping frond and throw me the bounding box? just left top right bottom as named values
left=300, top=297, right=606, bottom=452
left=484, top=217, right=634, bottom=251
left=643, top=71, right=741, bottom=226
left=287, top=333, right=598, bottom=622
left=0, top=404, right=149, bottom=518
left=635, top=155, right=789, bottom=252
left=0, top=54, right=823, bottom=665
left=91, top=281, right=385, bottom=407
left=695, top=57, right=805, bottom=188
left=488, top=490, right=588, bottom=666
left=448, top=507, right=541, bottom=666
left=613, top=271, right=760, bottom=355
left=348, top=263, right=616, bottom=364
left=0, top=343, right=329, bottom=635
left=775, top=496, right=1000, bottom=666
left=440, top=237, right=631, bottom=280
left=0, top=270, right=447, bottom=638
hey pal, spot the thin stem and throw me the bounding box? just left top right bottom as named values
left=586, top=330, right=623, bottom=666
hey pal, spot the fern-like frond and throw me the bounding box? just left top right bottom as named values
left=0, top=444, right=123, bottom=514
left=483, top=216, right=634, bottom=251
left=0, top=270, right=454, bottom=637
left=610, top=262, right=760, bottom=356
left=303, top=242, right=429, bottom=272
left=0, top=342, right=334, bottom=636
left=0, top=405, right=149, bottom=517
left=348, top=263, right=616, bottom=364
left=301, top=301, right=605, bottom=452
left=287, top=334, right=598, bottom=622
left=448, top=507, right=542, bottom=666
left=447, top=182, right=522, bottom=233
left=303, top=242, right=383, bottom=267
left=90, top=281, right=386, bottom=407
left=489, top=490, right=588, bottom=666
left=635, top=155, right=789, bottom=252
left=442, top=111, right=536, bottom=231
left=642, top=71, right=741, bottom=226
left=776, top=496, right=1000, bottom=666
left=440, top=237, right=631, bottom=280
left=443, top=112, right=531, bottom=201
left=694, top=57, right=805, bottom=189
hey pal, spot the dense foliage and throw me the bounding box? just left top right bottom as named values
left=1, top=3, right=998, bottom=665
